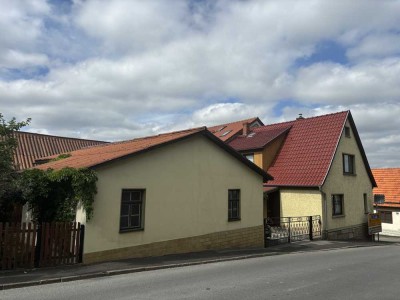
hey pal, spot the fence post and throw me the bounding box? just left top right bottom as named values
left=309, top=216, right=313, bottom=241
left=288, top=217, right=291, bottom=243
left=34, top=223, right=42, bottom=268
left=78, top=224, right=85, bottom=263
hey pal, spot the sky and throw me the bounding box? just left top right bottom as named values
left=1, top=0, right=400, bottom=168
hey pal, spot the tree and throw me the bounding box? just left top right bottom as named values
left=0, top=113, right=31, bottom=221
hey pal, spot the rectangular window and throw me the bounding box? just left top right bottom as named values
left=228, top=189, right=241, bottom=221
left=343, top=154, right=355, bottom=175
left=363, top=193, right=369, bottom=214
left=374, top=194, right=385, bottom=204
left=244, top=153, right=254, bottom=163
left=332, top=194, right=344, bottom=216
left=344, top=126, right=351, bottom=137
left=380, top=211, right=393, bottom=224
left=120, top=189, right=145, bottom=232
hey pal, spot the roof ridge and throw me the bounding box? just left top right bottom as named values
left=372, top=167, right=400, bottom=170
left=112, top=126, right=206, bottom=145
left=16, top=131, right=107, bottom=143
left=208, top=117, right=258, bottom=128
left=262, top=110, right=349, bottom=128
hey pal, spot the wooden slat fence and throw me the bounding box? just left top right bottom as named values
left=0, top=223, right=36, bottom=270
left=0, top=222, right=84, bottom=270
left=39, top=222, right=82, bottom=267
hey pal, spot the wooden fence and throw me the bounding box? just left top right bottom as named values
left=0, top=222, right=84, bottom=270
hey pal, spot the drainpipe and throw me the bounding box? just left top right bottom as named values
left=319, top=185, right=328, bottom=239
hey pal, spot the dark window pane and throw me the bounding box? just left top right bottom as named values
left=121, top=204, right=130, bottom=216
left=120, top=216, right=129, bottom=228
left=122, top=190, right=131, bottom=202
left=131, top=191, right=141, bottom=201
left=131, top=203, right=141, bottom=215
left=131, top=215, right=140, bottom=228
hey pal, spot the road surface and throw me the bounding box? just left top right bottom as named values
left=2, top=244, right=400, bottom=299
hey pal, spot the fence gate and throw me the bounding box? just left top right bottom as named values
left=0, top=222, right=84, bottom=270
left=264, top=215, right=322, bottom=247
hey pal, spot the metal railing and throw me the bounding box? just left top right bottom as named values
left=264, top=215, right=322, bottom=246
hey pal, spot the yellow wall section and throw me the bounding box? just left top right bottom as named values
left=78, top=135, right=264, bottom=254
left=280, top=189, right=323, bottom=217
left=262, top=134, right=287, bottom=170
left=322, top=119, right=373, bottom=230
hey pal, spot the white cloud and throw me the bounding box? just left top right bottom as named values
left=1, top=0, right=400, bottom=167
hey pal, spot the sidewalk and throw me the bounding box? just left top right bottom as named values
left=0, top=239, right=393, bottom=290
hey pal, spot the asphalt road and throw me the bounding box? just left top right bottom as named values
left=2, top=244, right=400, bottom=300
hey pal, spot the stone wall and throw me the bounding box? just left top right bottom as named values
left=84, top=225, right=264, bottom=264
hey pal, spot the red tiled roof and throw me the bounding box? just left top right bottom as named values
left=372, top=168, right=400, bottom=204
left=34, top=127, right=273, bottom=181
left=13, top=131, right=107, bottom=170
left=228, top=125, right=292, bottom=151
left=260, top=111, right=376, bottom=187
left=208, top=117, right=263, bottom=142
left=263, top=111, right=349, bottom=186
left=35, top=127, right=205, bottom=170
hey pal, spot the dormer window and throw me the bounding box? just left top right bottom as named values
left=220, top=130, right=232, bottom=137
left=344, top=126, right=350, bottom=137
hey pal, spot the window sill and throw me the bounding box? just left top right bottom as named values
left=119, top=228, right=144, bottom=233
left=332, top=215, right=345, bottom=218
left=228, top=218, right=241, bottom=222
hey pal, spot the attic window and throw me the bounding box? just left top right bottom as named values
left=344, top=126, right=351, bottom=137
left=374, top=194, right=385, bottom=204
left=247, top=133, right=256, bottom=138
left=220, top=130, right=232, bottom=137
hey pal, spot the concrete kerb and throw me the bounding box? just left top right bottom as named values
left=0, top=242, right=385, bottom=291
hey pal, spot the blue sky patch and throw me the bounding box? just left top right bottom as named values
left=294, top=40, right=348, bottom=68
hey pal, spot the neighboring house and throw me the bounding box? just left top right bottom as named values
left=208, top=117, right=263, bottom=142
left=226, top=111, right=376, bottom=240
left=11, top=131, right=107, bottom=222
left=35, top=127, right=271, bottom=264
left=372, top=168, right=400, bottom=236
left=14, top=131, right=107, bottom=170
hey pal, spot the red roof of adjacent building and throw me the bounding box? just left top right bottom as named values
left=228, top=125, right=292, bottom=151
left=34, top=127, right=272, bottom=181
left=372, top=168, right=400, bottom=205
left=13, top=131, right=107, bottom=170
left=208, top=117, right=263, bottom=142
left=229, top=111, right=376, bottom=188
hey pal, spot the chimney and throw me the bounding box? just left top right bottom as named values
left=297, top=113, right=305, bottom=120
left=243, top=122, right=250, bottom=136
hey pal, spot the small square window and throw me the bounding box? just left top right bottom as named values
left=343, top=154, right=355, bottom=175
left=380, top=211, right=392, bottom=224
left=344, top=126, right=351, bottom=137
left=374, top=194, right=385, bottom=204
left=332, top=194, right=344, bottom=216
left=228, top=189, right=241, bottom=221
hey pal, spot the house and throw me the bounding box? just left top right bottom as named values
left=11, top=131, right=107, bottom=222
left=14, top=131, right=107, bottom=170
left=372, top=168, right=400, bottom=236
left=208, top=117, right=263, bottom=142
left=35, top=127, right=271, bottom=264
left=226, top=111, right=377, bottom=240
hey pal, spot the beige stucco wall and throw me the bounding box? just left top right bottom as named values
left=280, top=189, right=323, bottom=217
left=322, top=119, right=373, bottom=231
left=262, top=134, right=286, bottom=170
left=78, top=135, right=264, bottom=254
